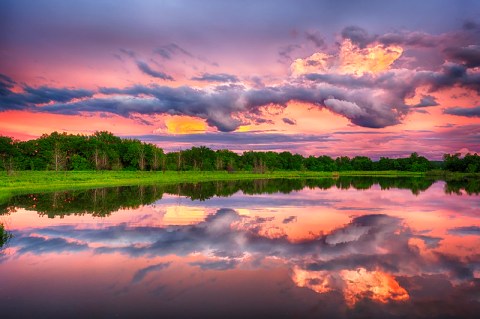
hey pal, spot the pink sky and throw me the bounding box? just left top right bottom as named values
left=1, top=1, right=479, bottom=159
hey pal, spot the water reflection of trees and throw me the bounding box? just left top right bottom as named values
left=444, top=177, right=480, bottom=195
left=1, top=176, right=477, bottom=217
left=0, top=223, right=12, bottom=248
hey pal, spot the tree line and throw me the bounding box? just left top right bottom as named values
left=0, top=131, right=478, bottom=173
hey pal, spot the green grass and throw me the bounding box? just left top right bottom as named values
left=0, top=170, right=425, bottom=199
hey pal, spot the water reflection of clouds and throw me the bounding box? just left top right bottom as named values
left=154, top=183, right=480, bottom=221
left=14, top=235, right=88, bottom=254
left=448, top=226, right=480, bottom=236
left=9, top=208, right=480, bottom=307
left=132, top=262, right=171, bottom=284
left=157, top=192, right=340, bottom=209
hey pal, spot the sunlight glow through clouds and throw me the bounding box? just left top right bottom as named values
left=165, top=116, right=208, bottom=134
left=291, top=266, right=409, bottom=307
left=290, top=40, right=403, bottom=76
left=339, top=40, right=403, bottom=75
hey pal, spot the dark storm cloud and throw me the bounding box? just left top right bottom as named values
left=444, top=45, right=480, bottom=68
left=448, top=226, right=480, bottom=236
left=136, top=61, right=174, bottom=80
left=444, top=106, right=480, bottom=117
left=132, top=262, right=171, bottom=284
left=191, top=73, right=239, bottom=83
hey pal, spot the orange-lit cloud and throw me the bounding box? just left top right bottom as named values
left=339, top=40, right=403, bottom=75
left=290, top=39, right=403, bottom=77
left=341, top=268, right=409, bottom=306
left=292, top=266, right=409, bottom=307
left=290, top=52, right=331, bottom=76
left=291, top=267, right=334, bottom=294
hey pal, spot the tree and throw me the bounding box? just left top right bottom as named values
left=351, top=156, right=373, bottom=171
left=443, top=153, right=464, bottom=172
left=0, top=136, right=17, bottom=174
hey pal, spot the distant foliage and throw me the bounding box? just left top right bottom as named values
left=0, top=131, right=464, bottom=173
left=443, top=153, right=480, bottom=173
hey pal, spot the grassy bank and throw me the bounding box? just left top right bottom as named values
left=0, top=170, right=426, bottom=199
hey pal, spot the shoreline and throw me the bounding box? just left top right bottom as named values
left=0, top=170, right=427, bottom=198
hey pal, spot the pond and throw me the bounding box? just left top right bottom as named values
left=1, top=177, right=479, bottom=318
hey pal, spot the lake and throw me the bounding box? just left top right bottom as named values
left=1, top=177, right=479, bottom=318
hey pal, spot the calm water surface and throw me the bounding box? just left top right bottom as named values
left=1, top=177, right=479, bottom=318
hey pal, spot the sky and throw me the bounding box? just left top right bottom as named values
left=1, top=0, right=480, bottom=159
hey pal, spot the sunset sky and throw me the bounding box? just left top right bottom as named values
left=1, top=0, right=479, bottom=159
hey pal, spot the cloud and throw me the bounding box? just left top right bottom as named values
left=444, top=106, right=480, bottom=117
left=282, top=216, right=297, bottom=224
left=191, top=73, right=239, bottom=83
left=1, top=26, right=480, bottom=132
left=282, top=117, right=296, bottom=125
left=413, top=95, right=439, bottom=108
left=448, top=226, right=480, bottom=236
left=96, top=82, right=409, bottom=129
left=136, top=61, right=174, bottom=80
left=305, top=31, right=325, bottom=48
left=0, top=82, right=94, bottom=111
left=278, top=44, right=301, bottom=61
left=154, top=43, right=193, bottom=60
left=119, top=48, right=136, bottom=58
left=444, top=45, right=480, bottom=68
left=11, top=207, right=480, bottom=309
left=132, top=262, right=171, bottom=284
left=14, top=235, right=88, bottom=255
left=324, top=98, right=367, bottom=118
left=463, top=20, right=479, bottom=30
left=325, top=214, right=401, bottom=245
left=341, top=26, right=375, bottom=49
left=341, top=27, right=440, bottom=49
left=0, top=74, right=16, bottom=95
left=189, top=259, right=239, bottom=270
left=58, top=85, right=244, bottom=132
left=134, top=131, right=336, bottom=152
left=378, top=31, right=439, bottom=47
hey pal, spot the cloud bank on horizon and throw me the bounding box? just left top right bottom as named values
left=0, top=0, right=479, bottom=158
